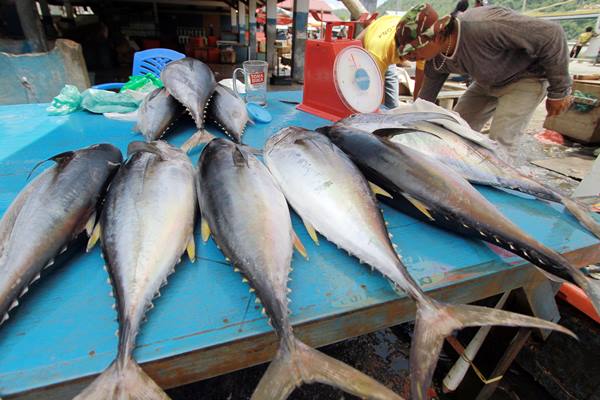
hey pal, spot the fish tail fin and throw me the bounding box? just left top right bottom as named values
left=560, top=196, right=600, bottom=240
left=181, top=129, right=215, bottom=153
left=251, top=337, right=403, bottom=400
left=74, top=357, right=170, bottom=400
left=410, top=300, right=576, bottom=400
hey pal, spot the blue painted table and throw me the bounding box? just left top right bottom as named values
left=1, top=91, right=599, bottom=399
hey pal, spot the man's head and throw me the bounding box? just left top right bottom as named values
left=394, top=3, right=453, bottom=61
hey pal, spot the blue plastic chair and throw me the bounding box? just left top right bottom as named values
left=93, top=48, right=185, bottom=91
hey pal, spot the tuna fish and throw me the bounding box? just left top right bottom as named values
left=344, top=100, right=600, bottom=240
left=377, top=122, right=600, bottom=240
left=134, top=87, right=183, bottom=141
left=75, top=141, right=196, bottom=400
left=207, top=84, right=250, bottom=143
left=321, top=124, right=600, bottom=313
left=197, top=138, right=403, bottom=400
left=0, top=144, right=122, bottom=326
left=265, top=127, right=575, bottom=400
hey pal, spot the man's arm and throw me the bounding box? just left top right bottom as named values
left=417, top=61, right=448, bottom=102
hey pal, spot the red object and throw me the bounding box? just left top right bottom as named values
left=207, top=36, right=218, bottom=47
left=297, top=17, right=377, bottom=121
left=309, top=10, right=341, bottom=22
left=207, top=47, right=220, bottom=63
left=534, top=129, right=565, bottom=145
left=557, top=282, right=600, bottom=324
left=142, top=39, right=161, bottom=49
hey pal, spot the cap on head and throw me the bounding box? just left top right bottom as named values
left=395, top=3, right=451, bottom=56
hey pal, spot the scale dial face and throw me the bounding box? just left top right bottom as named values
left=333, top=46, right=383, bottom=113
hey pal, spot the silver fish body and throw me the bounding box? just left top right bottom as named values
left=161, top=57, right=216, bottom=129
left=207, top=84, right=250, bottom=143
left=0, top=144, right=122, bottom=326
left=198, top=139, right=403, bottom=400
left=75, top=141, right=196, bottom=400
left=274, top=126, right=575, bottom=400
left=135, top=87, right=182, bottom=141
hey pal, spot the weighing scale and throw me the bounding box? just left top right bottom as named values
left=298, top=18, right=383, bottom=121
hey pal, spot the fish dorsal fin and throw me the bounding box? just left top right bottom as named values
left=240, top=144, right=263, bottom=156
left=402, top=193, right=435, bottom=221
left=86, top=222, right=102, bottom=252
left=303, top=219, right=319, bottom=245
left=201, top=218, right=211, bottom=242
left=127, top=141, right=164, bottom=160
left=181, top=129, right=215, bottom=153
left=292, top=230, right=308, bottom=260
left=186, top=234, right=196, bottom=262
left=368, top=182, right=393, bottom=199
left=27, top=150, right=76, bottom=181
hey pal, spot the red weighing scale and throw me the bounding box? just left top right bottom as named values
left=298, top=16, right=383, bottom=121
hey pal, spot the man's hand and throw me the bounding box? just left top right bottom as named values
left=546, top=96, right=573, bottom=117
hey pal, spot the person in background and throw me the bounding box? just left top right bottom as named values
left=398, top=3, right=572, bottom=152
left=413, top=0, right=468, bottom=99
left=358, top=15, right=408, bottom=108
left=571, top=26, right=598, bottom=58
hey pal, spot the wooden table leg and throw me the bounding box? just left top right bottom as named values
left=474, top=328, right=532, bottom=400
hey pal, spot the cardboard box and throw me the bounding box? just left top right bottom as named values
left=544, top=81, right=600, bottom=144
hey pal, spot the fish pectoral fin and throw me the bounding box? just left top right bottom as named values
left=201, top=219, right=211, bottom=242
left=402, top=193, right=435, bottom=221
left=27, top=150, right=76, bottom=180
left=86, top=222, right=101, bottom=252
left=85, top=211, right=97, bottom=236
left=368, top=182, right=393, bottom=199
left=186, top=235, right=196, bottom=262
left=292, top=231, right=308, bottom=260
left=181, top=129, right=215, bottom=153
left=302, top=219, right=319, bottom=245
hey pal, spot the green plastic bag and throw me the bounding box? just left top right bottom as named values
left=573, top=90, right=599, bottom=113
left=47, top=85, right=82, bottom=115
left=119, top=73, right=163, bottom=93
left=81, top=89, right=140, bottom=114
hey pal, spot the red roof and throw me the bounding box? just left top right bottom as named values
left=278, top=0, right=333, bottom=12
left=309, top=10, right=341, bottom=21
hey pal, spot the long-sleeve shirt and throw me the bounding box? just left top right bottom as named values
left=419, top=6, right=572, bottom=102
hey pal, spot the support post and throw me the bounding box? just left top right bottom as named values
left=37, top=0, right=56, bottom=38
left=292, top=0, right=309, bottom=82
left=231, top=7, right=238, bottom=33
left=15, top=0, right=48, bottom=52
left=64, top=0, right=74, bottom=20
left=266, top=0, right=277, bottom=73
left=238, top=1, right=247, bottom=46
left=249, top=0, right=257, bottom=59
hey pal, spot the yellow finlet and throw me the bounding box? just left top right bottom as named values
left=86, top=223, right=101, bottom=252
left=293, top=230, right=308, bottom=260
left=403, top=193, right=435, bottom=221
left=85, top=211, right=96, bottom=236
left=368, top=181, right=393, bottom=199
left=303, top=219, right=319, bottom=245
left=201, top=218, right=211, bottom=242
left=186, top=235, right=196, bottom=262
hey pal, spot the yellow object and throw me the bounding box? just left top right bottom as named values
left=416, top=60, right=425, bottom=70
left=186, top=235, right=196, bottom=262
left=579, top=31, right=594, bottom=45
left=363, top=15, right=404, bottom=76
left=368, top=181, right=393, bottom=198
left=201, top=219, right=211, bottom=242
